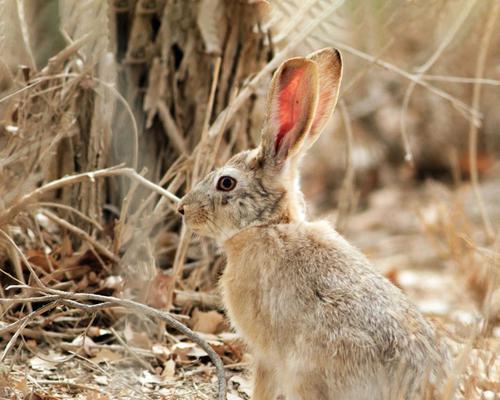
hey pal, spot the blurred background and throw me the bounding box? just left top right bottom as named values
left=0, top=0, right=498, bottom=398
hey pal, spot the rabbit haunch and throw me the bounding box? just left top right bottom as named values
left=178, top=48, right=448, bottom=399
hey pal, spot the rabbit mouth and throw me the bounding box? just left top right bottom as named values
left=183, top=212, right=207, bottom=229
left=182, top=209, right=217, bottom=236
left=184, top=212, right=226, bottom=238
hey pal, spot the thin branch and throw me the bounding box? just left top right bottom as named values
left=41, top=209, right=119, bottom=264
left=400, top=0, right=477, bottom=163
left=325, top=41, right=482, bottom=125
left=467, top=0, right=499, bottom=242
left=0, top=301, right=59, bottom=362
left=166, top=224, right=192, bottom=308
left=207, top=0, right=345, bottom=138
left=42, top=32, right=95, bottom=74
left=11, top=286, right=227, bottom=400
left=15, top=0, right=37, bottom=70
left=0, top=229, right=45, bottom=288
left=0, top=166, right=179, bottom=227
left=36, top=202, right=103, bottom=231
left=421, top=74, right=500, bottom=86
left=0, top=71, right=139, bottom=171
left=336, top=100, right=356, bottom=231
left=110, top=327, right=155, bottom=373
left=157, top=100, right=188, bottom=155
left=195, top=55, right=222, bottom=182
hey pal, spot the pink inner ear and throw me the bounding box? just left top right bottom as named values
left=275, top=66, right=306, bottom=152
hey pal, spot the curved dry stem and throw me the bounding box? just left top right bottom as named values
left=36, top=202, right=103, bottom=231
left=399, top=0, right=478, bottom=163
left=330, top=42, right=482, bottom=125
left=11, top=286, right=227, bottom=400
left=0, top=166, right=179, bottom=227
left=41, top=209, right=119, bottom=264
left=0, top=301, right=59, bottom=362
left=467, top=0, right=499, bottom=242
left=0, top=229, right=45, bottom=288
left=0, top=71, right=139, bottom=171
left=207, top=0, right=345, bottom=138
left=421, top=74, right=500, bottom=86
left=336, top=100, right=356, bottom=231
left=15, top=0, right=36, bottom=70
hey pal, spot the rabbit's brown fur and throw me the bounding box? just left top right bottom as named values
left=179, top=48, right=448, bottom=400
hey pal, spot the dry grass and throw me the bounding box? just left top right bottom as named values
left=0, top=0, right=499, bottom=399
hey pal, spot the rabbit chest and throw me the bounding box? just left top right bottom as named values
left=220, top=225, right=302, bottom=358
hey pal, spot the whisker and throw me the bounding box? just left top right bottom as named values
left=205, top=214, right=229, bottom=242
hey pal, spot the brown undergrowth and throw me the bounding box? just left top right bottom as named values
left=0, top=0, right=499, bottom=399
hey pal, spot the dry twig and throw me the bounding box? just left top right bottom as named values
left=2, top=286, right=227, bottom=400
left=467, top=0, right=499, bottom=242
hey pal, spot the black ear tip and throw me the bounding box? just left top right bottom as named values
left=177, top=204, right=185, bottom=215
left=325, top=47, right=342, bottom=65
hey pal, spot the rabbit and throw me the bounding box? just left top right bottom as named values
left=177, top=48, right=449, bottom=400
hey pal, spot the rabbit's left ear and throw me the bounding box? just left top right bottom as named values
left=260, top=57, right=320, bottom=166
left=304, top=48, right=343, bottom=149
left=259, top=49, right=342, bottom=167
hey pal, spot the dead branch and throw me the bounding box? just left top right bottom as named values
left=15, top=0, right=36, bottom=70
left=467, top=0, right=498, bottom=242
left=329, top=41, right=482, bottom=125
left=41, top=209, right=119, bottom=263
left=0, top=229, right=45, bottom=289
left=208, top=0, right=345, bottom=138
left=157, top=100, right=188, bottom=156
left=399, top=0, right=478, bottom=163
left=0, top=301, right=60, bottom=362
left=36, top=202, right=104, bottom=231
left=166, top=225, right=192, bottom=310
left=4, top=286, right=227, bottom=400
left=109, top=327, right=155, bottom=373
left=174, top=290, right=223, bottom=311
left=0, top=166, right=180, bottom=227
left=336, top=100, right=356, bottom=231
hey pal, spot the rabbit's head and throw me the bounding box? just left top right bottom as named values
left=178, top=48, right=342, bottom=241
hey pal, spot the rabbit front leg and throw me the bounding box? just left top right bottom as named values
left=286, top=371, right=329, bottom=400
left=252, top=362, right=279, bottom=400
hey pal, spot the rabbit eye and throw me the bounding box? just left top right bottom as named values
left=217, top=176, right=237, bottom=192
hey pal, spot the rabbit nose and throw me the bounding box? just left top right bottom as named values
left=177, top=204, right=185, bottom=215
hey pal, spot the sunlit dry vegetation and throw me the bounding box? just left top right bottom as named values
left=0, top=0, right=498, bottom=399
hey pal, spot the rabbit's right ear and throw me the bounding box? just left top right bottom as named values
left=259, top=58, right=320, bottom=167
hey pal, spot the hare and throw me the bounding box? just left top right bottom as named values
left=178, top=48, right=448, bottom=400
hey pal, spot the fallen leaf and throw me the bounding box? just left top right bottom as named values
left=29, top=357, right=57, bottom=372
left=123, top=324, right=152, bottom=349
left=146, top=272, right=174, bottom=309
left=87, top=327, right=111, bottom=337
left=226, top=393, right=244, bottom=400
left=152, top=343, right=171, bottom=361
left=161, top=359, right=176, bottom=379
left=23, top=393, right=43, bottom=400
left=93, top=348, right=122, bottom=364
left=94, top=375, right=109, bottom=386
left=172, top=342, right=196, bottom=361
left=26, top=249, right=60, bottom=273
left=102, top=275, right=124, bottom=290
left=138, top=371, right=163, bottom=385
left=71, top=336, right=98, bottom=357
left=190, top=308, right=225, bottom=334
left=229, top=375, right=252, bottom=397
left=25, top=340, right=37, bottom=350
left=15, top=378, right=29, bottom=395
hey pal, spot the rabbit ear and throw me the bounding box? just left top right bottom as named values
left=304, top=48, right=343, bottom=149
left=260, top=57, right=320, bottom=165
